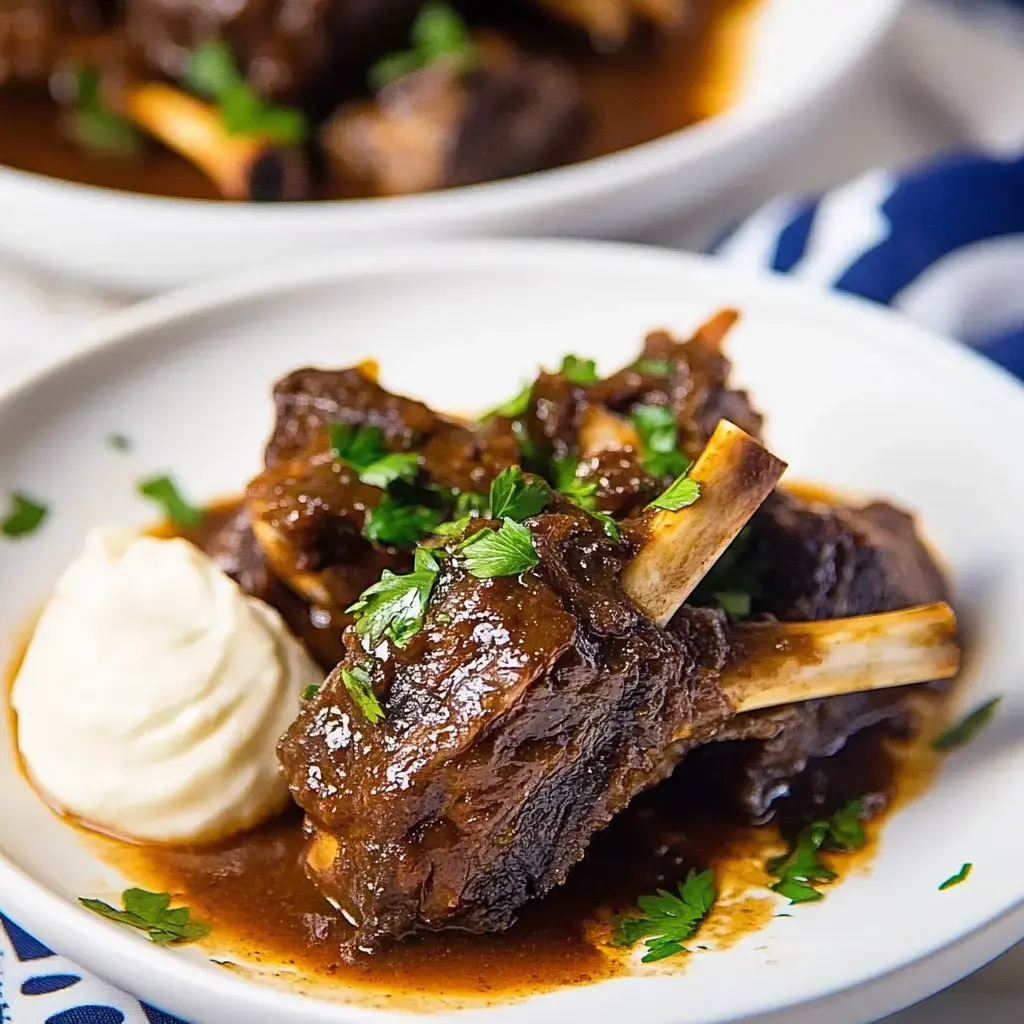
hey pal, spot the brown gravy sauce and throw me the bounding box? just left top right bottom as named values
left=0, top=0, right=759, bottom=201
left=4, top=483, right=951, bottom=1012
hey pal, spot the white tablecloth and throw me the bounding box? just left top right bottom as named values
left=1, top=2, right=1022, bottom=1020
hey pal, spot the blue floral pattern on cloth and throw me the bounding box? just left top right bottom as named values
left=0, top=915, right=189, bottom=1024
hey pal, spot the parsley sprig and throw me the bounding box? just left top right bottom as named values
left=649, top=471, right=700, bottom=512
left=341, top=663, right=385, bottom=725
left=460, top=518, right=539, bottom=579
left=630, top=404, right=691, bottom=479
left=137, top=475, right=203, bottom=528
left=552, top=456, right=620, bottom=541
left=364, top=492, right=443, bottom=546
left=489, top=466, right=550, bottom=521
left=184, top=41, right=307, bottom=144
left=768, top=799, right=866, bottom=904
left=369, top=3, right=478, bottom=91
left=483, top=381, right=533, bottom=420
left=932, top=697, right=1001, bottom=751
left=613, top=869, right=717, bottom=963
left=79, top=888, right=210, bottom=945
left=348, top=548, right=441, bottom=649
left=2, top=492, right=49, bottom=539
left=329, top=423, right=419, bottom=488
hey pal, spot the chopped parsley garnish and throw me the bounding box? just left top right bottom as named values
left=2, top=492, right=49, bottom=539
left=79, top=888, right=210, bottom=946
left=690, top=525, right=764, bottom=620
left=461, top=518, right=539, bottom=579
left=649, top=471, right=700, bottom=512
left=629, top=404, right=691, bottom=478
left=341, top=663, right=384, bottom=725
left=70, top=65, right=140, bottom=156
left=300, top=683, right=320, bottom=701
left=560, top=354, right=599, bottom=385
left=107, top=433, right=132, bottom=453
left=369, top=3, right=478, bottom=91
left=348, top=547, right=441, bottom=648
left=329, top=423, right=419, bottom=488
left=364, top=492, right=443, bottom=546
left=488, top=466, right=550, bottom=522
left=634, top=357, right=673, bottom=377
left=712, top=590, right=751, bottom=620
left=768, top=800, right=866, bottom=904
left=612, top=869, right=717, bottom=963
left=484, top=382, right=533, bottom=420
left=137, top=475, right=203, bottom=528
left=552, top=456, right=620, bottom=542
left=932, top=697, right=1002, bottom=751
left=184, top=40, right=307, bottom=145
left=939, top=863, right=972, bottom=890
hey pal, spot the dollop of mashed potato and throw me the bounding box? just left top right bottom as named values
left=12, top=527, right=321, bottom=844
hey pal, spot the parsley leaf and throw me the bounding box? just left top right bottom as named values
left=184, top=41, right=307, bottom=145
left=613, top=869, right=717, bottom=963
left=484, top=382, right=533, bottom=420
left=649, top=472, right=701, bottom=512
left=629, top=404, right=691, bottom=478
left=634, top=357, right=673, bottom=377
left=107, top=433, right=132, bottom=452
left=330, top=423, right=421, bottom=490
left=79, top=888, right=210, bottom=945
left=300, top=683, right=320, bottom=701
left=341, top=663, right=384, bottom=725
left=690, top=526, right=765, bottom=620
left=551, top=456, right=621, bottom=542
left=489, top=466, right=550, bottom=522
left=939, top=863, right=972, bottom=890
left=768, top=800, right=866, bottom=903
left=932, top=697, right=1002, bottom=751
left=461, top=518, right=538, bottom=578
left=348, top=548, right=441, bottom=648
left=137, top=475, right=203, bottom=527
left=70, top=64, right=140, bottom=156
left=2, top=492, right=49, bottom=539
left=560, top=354, right=599, bottom=385
left=369, top=3, right=478, bottom=91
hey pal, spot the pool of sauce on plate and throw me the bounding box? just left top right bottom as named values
left=0, top=0, right=758, bottom=200
left=4, top=486, right=947, bottom=1011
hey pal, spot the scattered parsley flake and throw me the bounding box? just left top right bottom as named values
left=768, top=800, right=867, bottom=904
left=633, top=357, right=673, bottom=377
left=629, top=404, right=691, bottom=478
left=2, top=492, right=49, bottom=539
left=932, top=697, right=1002, bottom=751
left=552, top=456, right=620, bottom=541
left=340, top=663, right=384, bottom=725
left=690, top=526, right=764, bottom=619
left=79, top=888, right=210, bottom=946
left=560, top=354, right=599, bottom=385
left=488, top=466, right=550, bottom=522
left=461, top=518, right=538, bottom=579
left=184, top=40, right=307, bottom=144
left=713, top=590, right=750, bottom=620
left=612, top=869, right=717, bottom=963
left=369, top=3, right=478, bottom=91
left=300, top=684, right=320, bottom=701
left=483, top=382, right=533, bottom=420
left=649, top=472, right=700, bottom=512
left=939, top=863, right=972, bottom=890
left=137, top=475, right=203, bottom=528
left=348, top=547, right=441, bottom=648
left=107, top=433, right=132, bottom=453
left=70, top=64, right=140, bottom=156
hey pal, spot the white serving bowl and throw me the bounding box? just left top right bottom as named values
left=0, top=0, right=900, bottom=294
left=0, top=239, right=1022, bottom=1024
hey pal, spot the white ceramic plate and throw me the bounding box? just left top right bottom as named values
left=0, top=240, right=1021, bottom=1024
left=0, top=0, right=901, bottom=293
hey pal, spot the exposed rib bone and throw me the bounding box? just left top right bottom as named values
left=621, top=420, right=787, bottom=626
left=718, top=602, right=961, bottom=715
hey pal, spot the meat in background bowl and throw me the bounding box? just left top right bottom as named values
left=0, top=0, right=901, bottom=293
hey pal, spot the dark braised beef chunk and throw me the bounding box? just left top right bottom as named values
left=204, top=504, right=272, bottom=601
left=0, top=0, right=113, bottom=85
left=686, top=489, right=951, bottom=819
left=278, top=505, right=732, bottom=949
left=124, top=0, right=421, bottom=110
left=528, top=0, right=698, bottom=51
left=321, top=33, right=586, bottom=196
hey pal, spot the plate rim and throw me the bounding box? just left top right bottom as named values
left=1, top=236, right=1022, bottom=1024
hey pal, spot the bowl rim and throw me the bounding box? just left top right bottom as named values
left=0, top=0, right=903, bottom=227
left=1, top=235, right=1023, bottom=1024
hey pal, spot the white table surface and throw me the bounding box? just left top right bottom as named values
left=1, top=2, right=1022, bottom=1020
